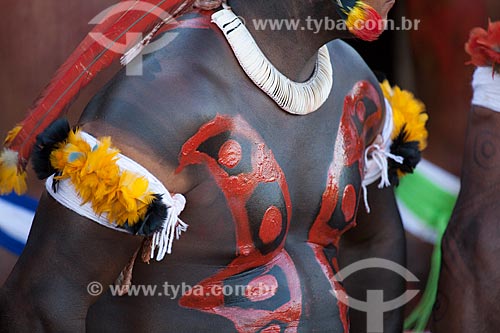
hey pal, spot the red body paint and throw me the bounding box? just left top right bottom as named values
left=218, top=139, right=243, bottom=169
left=245, top=274, right=279, bottom=302
left=261, top=325, right=281, bottom=333
left=342, top=185, right=357, bottom=222
left=259, top=206, right=283, bottom=245
left=308, top=81, right=383, bottom=332
left=177, top=115, right=300, bottom=332
left=177, top=115, right=291, bottom=256
left=176, top=82, right=382, bottom=331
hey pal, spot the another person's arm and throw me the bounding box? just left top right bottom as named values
left=432, top=27, right=500, bottom=330
left=432, top=105, right=500, bottom=332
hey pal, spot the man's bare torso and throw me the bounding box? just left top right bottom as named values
left=66, top=19, right=384, bottom=332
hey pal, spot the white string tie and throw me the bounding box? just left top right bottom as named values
left=151, top=193, right=187, bottom=261
left=361, top=99, right=404, bottom=213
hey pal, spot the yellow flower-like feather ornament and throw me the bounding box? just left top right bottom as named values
left=381, top=80, right=429, bottom=184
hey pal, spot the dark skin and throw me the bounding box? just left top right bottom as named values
left=432, top=105, right=500, bottom=332
left=0, top=0, right=403, bottom=331
left=340, top=185, right=406, bottom=333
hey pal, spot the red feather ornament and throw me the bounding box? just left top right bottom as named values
left=343, top=1, right=384, bottom=42
left=465, top=19, right=500, bottom=72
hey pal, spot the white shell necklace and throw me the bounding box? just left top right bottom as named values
left=211, top=7, right=333, bottom=115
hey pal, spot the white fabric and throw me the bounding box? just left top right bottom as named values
left=397, top=202, right=438, bottom=244
left=416, top=159, right=460, bottom=195
left=45, top=132, right=187, bottom=261
left=361, top=99, right=404, bottom=212
left=211, top=7, right=333, bottom=115
left=0, top=198, right=34, bottom=243
left=472, top=67, right=500, bottom=113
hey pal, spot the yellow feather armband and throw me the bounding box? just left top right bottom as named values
left=33, top=119, right=187, bottom=261
left=50, top=130, right=153, bottom=227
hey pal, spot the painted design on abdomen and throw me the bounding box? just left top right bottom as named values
left=177, top=115, right=301, bottom=332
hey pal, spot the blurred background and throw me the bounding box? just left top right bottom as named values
left=0, top=0, right=499, bottom=330
left=0, top=0, right=117, bottom=283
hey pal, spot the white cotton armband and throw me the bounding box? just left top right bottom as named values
left=472, top=67, right=500, bottom=113
left=45, top=132, right=188, bottom=261
left=361, top=98, right=404, bottom=213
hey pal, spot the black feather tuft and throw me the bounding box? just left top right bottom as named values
left=32, top=118, right=71, bottom=180
left=51, top=171, right=62, bottom=193
left=389, top=127, right=422, bottom=186
left=123, top=194, right=168, bottom=236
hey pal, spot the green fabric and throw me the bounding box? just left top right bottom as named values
left=396, top=170, right=457, bottom=234
left=403, top=237, right=442, bottom=332
left=396, top=170, right=458, bottom=332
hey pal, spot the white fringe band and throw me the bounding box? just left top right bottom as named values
left=45, top=132, right=187, bottom=261
left=362, top=99, right=403, bottom=213
left=472, top=67, right=500, bottom=113
left=211, top=7, right=333, bottom=115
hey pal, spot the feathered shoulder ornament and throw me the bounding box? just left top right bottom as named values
left=381, top=80, right=428, bottom=186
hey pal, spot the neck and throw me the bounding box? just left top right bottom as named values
left=229, top=0, right=346, bottom=82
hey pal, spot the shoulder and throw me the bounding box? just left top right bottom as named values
left=83, top=18, right=240, bottom=118
left=80, top=21, right=232, bottom=133
left=327, top=39, right=381, bottom=90
left=327, top=40, right=365, bottom=64
left=325, top=40, right=386, bottom=144
left=77, top=22, right=233, bottom=193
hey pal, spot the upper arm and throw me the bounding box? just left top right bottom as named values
left=342, top=184, right=404, bottom=250
left=1, top=192, right=142, bottom=331
left=1, top=56, right=202, bottom=328
left=338, top=185, right=405, bottom=333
